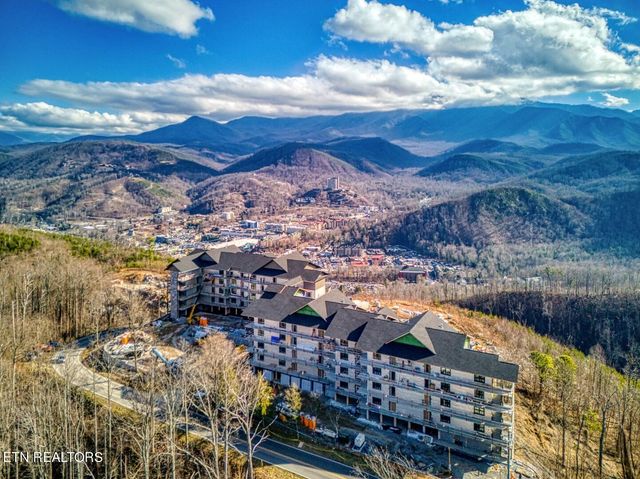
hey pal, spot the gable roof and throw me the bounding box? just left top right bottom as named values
left=321, top=307, right=519, bottom=382
left=241, top=287, right=353, bottom=327
left=167, top=248, right=327, bottom=283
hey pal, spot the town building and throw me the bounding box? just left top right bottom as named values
left=327, top=177, right=340, bottom=191
left=398, top=265, right=429, bottom=283
left=167, top=246, right=327, bottom=318
left=243, top=284, right=518, bottom=462
left=335, top=244, right=364, bottom=258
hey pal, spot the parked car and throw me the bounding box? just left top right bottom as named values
left=52, top=353, right=65, bottom=364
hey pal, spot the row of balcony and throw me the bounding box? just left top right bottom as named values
left=360, top=357, right=513, bottom=394
left=362, top=404, right=510, bottom=447
left=360, top=372, right=512, bottom=412
left=249, top=329, right=513, bottom=396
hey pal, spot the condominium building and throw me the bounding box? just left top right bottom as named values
left=166, top=246, right=327, bottom=318
left=243, top=285, right=519, bottom=462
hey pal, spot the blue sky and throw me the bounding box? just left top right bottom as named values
left=1, top=0, right=639, bottom=136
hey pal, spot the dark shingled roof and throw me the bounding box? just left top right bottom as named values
left=242, top=287, right=353, bottom=327
left=167, top=248, right=328, bottom=284
left=322, top=307, right=518, bottom=382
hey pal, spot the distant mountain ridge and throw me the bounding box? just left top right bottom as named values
left=67, top=102, right=640, bottom=153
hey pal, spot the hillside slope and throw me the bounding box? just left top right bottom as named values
left=416, top=154, right=532, bottom=182
left=390, top=187, right=586, bottom=251
left=0, top=141, right=218, bottom=219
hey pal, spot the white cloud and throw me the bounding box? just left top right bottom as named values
left=10, top=0, right=640, bottom=134
left=18, top=56, right=497, bottom=122
left=196, top=44, right=211, bottom=55
left=166, top=54, right=186, bottom=69
left=324, top=0, right=493, bottom=56
left=0, top=102, right=185, bottom=135
left=601, top=92, right=629, bottom=108
left=56, top=0, right=214, bottom=38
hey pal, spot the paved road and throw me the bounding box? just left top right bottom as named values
left=52, top=337, right=361, bottom=479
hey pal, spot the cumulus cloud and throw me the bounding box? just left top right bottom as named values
left=18, top=56, right=499, bottom=121
left=324, top=0, right=493, bottom=56
left=601, top=92, right=629, bottom=108
left=56, top=0, right=214, bottom=38
left=166, top=54, right=186, bottom=69
left=0, top=102, right=185, bottom=135
left=9, top=0, right=640, bottom=134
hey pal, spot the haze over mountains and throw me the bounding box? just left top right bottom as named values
left=1, top=101, right=639, bottom=260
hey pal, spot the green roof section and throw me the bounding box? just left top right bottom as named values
left=297, top=304, right=321, bottom=317
left=393, top=333, right=427, bottom=348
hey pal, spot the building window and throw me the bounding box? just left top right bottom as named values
left=257, top=342, right=264, bottom=349
left=318, top=369, right=325, bottom=378
left=372, top=382, right=382, bottom=390
left=474, top=375, right=486, bottom=384
left=257, top=330, right=264, bottom=337
left=279, top=334, right=286, bottom=341
left=372, top=397, right=382, bottom=406
left=440, top=398, right=451, bottom=408
left=317, top=330, right=325, bottom=338
left=440, top=414, right=451, bottom=424
left=441, top=383, right=450, bottom=393
left=292, top=325, right=298, bottom=333
left=474, top=423, right=485, bottom=433
left=390, top=371, right=396, bottom=381
left=423, top=410, right=431, bottom=421
left=279, top=322, right=286, bottom=329
left=424, top=364, right=431, bottom=373
left=339, top=381, right=348, bottom=389
left=440, top=367, right=451, bottom=376
left=474, top=406, right=485, bottom=416
left=291, top=337, right=297, bottom=346
left=340, top=339, right=348, bottom=346
left=258, top=354, right=264, bottom=362
left=389, top=386, right=396, bottom=397
left=389, top=402, right=397, bottom=412
left=340, top=366, right=349, bottom=375
left=340, top=352, right=349, bottom=361
left=278, top=359, right=286, bottom=367
left=279, top=346, right=286, bottom=354
left=372, top=367, right=382, bottom=376
left=474, top=389, right=485, bottom=400
left=373, top=353, right=381, bottom=360
left=291, top=350, right=297, bottom=359
left=423, top=394, right=430, bottom=405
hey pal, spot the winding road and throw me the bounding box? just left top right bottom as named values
left=52, top=335, right=361, bottom=479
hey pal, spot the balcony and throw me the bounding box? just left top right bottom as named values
left=252, top=358, right=331, bottom=384
left=360, top=357, right=513, bottom=394
left=362, top=403, right=510, bottom=448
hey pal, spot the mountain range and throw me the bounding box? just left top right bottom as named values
left=1, top=101, right=639, bottom=262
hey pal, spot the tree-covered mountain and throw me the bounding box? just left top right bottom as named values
left=532, top=150, right=640, bottom=192
left=0, top=131, right=25, bottom=146
left=224, top=137, right=427, bottom=174
left=383, top=187, right=587, bottom=253
left=0, top=141, right=218, bottom=219
left=416, top=154, right=533, bottom=182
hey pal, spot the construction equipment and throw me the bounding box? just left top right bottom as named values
left=187, top=304, right=197, bottom=325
